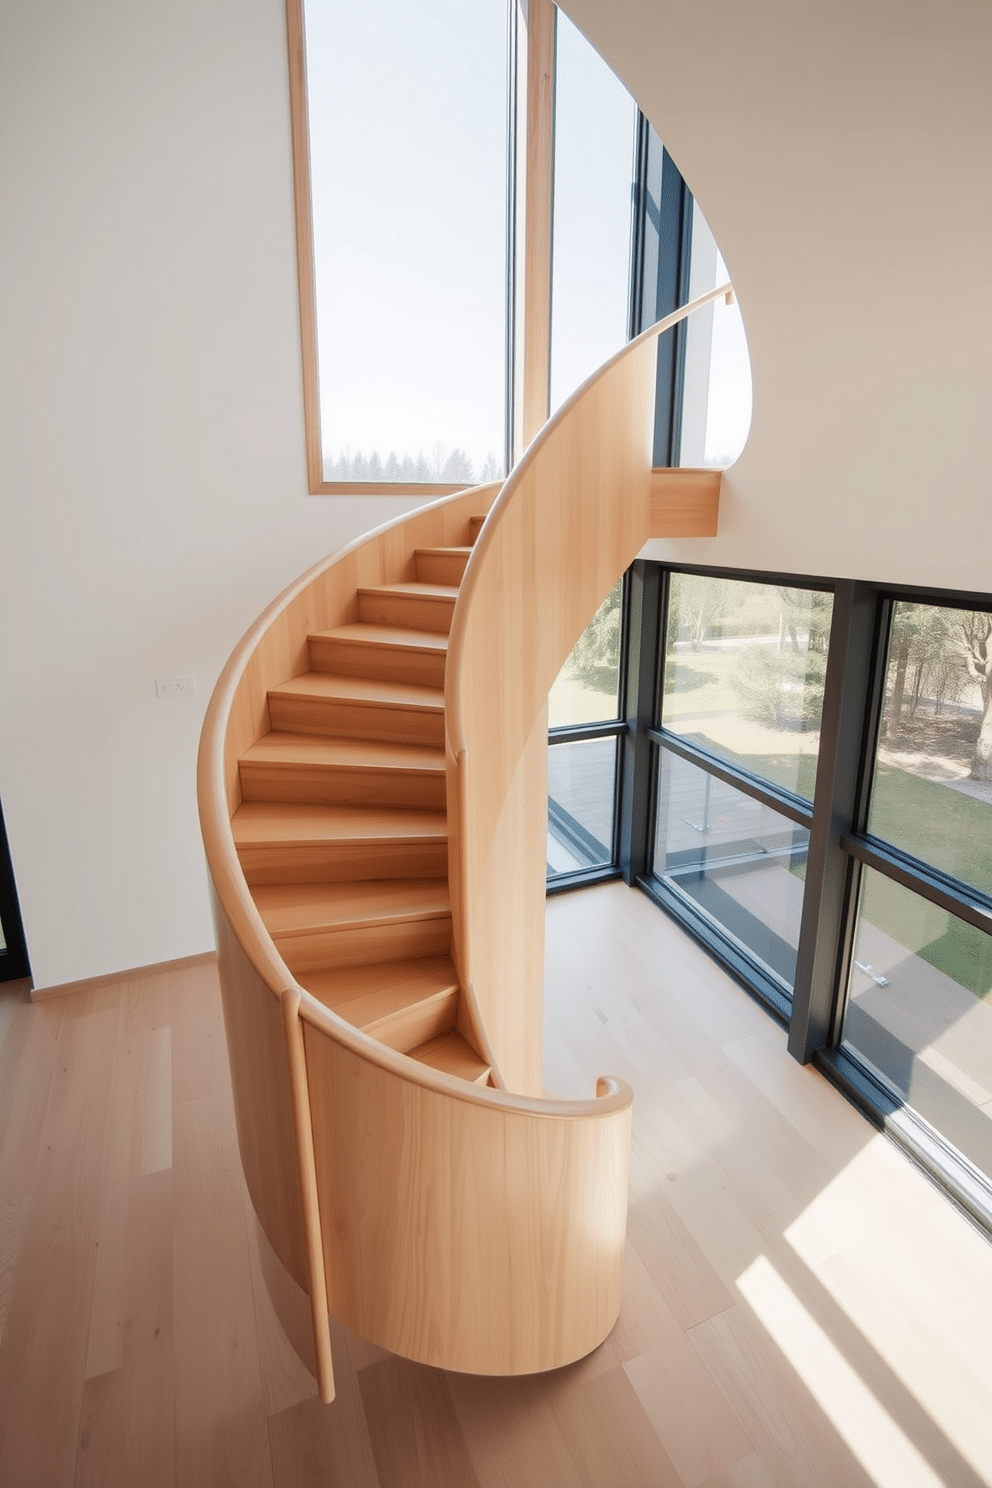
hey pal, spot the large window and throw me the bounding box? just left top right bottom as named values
left=297, top=0, right=511, bottom=489
left=547, top=582, right=625, bottom=885
left=648, top=571, right=832, bottom=1010
left=556, top=568, right=992, bottom=1229
left=839, top=599, right=992, bottom=1190
left=548, top=11, right=637, bottom=415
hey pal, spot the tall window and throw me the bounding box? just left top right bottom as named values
left=547, top=582, right=625, bottom=884
left=548, top=11, right=637, bottom=415
left=841, top=599, right=992, bottom=1183
left=300, top=0, right=510, bottom=487
left=649, top=573, right=832, bottom=1007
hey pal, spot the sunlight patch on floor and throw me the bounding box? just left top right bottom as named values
left=737, top=1254, right=945, bottom=1488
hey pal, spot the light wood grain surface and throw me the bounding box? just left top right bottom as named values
left=445, top=286, right=732, bottom=1100
left=2, top=891, right=991, bottom=1485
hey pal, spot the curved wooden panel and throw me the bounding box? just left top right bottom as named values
left=445, top=290, right=730, bottom=1092
left=300, top=996, right=633, bottom=1375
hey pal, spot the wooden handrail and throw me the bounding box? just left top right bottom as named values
left=444, top=285, right=732, bottom=1090
left=446, top=283, right=732, bottom=765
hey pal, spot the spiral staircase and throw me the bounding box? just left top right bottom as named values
left=197, top=290, right=726, bottom=1402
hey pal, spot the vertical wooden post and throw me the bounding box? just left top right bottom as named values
left=281, top=988, right=335, bottom=1403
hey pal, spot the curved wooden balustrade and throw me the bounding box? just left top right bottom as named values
left=197, top=481, right=636, bottom=1401
left=446, top=284, right=733, bottom=1092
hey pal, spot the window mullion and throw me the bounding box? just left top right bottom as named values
left=789, top=581, right=880, bottom=1063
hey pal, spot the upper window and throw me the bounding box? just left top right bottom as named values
left=548, top=11, right=637, bottom=416
left=866, top=601, right=992, bottom=895
left=662, top=573, right=832, bottom=800
left=299, top=0, right=510, bottom=488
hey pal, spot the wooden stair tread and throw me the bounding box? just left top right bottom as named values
left=232, top=802, right=446, bottom=847
left=414, top=547, right=471, bottom=559
left=408, top=1030, right=491, bottom=1085
left=302, top=958, right=459, bottom=1050
left=267, top=672, right=443, bottom=711
left=241, top=732, right=444, bottom=773
left=310, top=623, right=448, bottom=653
left=254, top=878, right=450, bottom=935
left=357, top=582, right=459, bottom=601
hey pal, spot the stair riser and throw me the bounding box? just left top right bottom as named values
left=357, top=591, right=455, bottom=634
left=359, top=987, right=459, bottom=1053
left=238, top=840, right=447, bottom=887
left=240, top=763, right=446, bottom=811
left=468, top=516, right=485, bottom=543
left=308, top=637, right=446, bottom=689
left=415, top=551, right=469, bottom=585
left=275, top=917, right=452, bottom=974
left=267, top=694, right=444, bottom=747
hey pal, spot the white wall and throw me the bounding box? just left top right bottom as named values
left=0, top=0, right=421, bottom=988
left=562, top=0, right=992, bottom=589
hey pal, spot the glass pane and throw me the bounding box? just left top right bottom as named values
left=867, top=602, right=992, bottom=896
left=653, top=747, right=809, bottom=990
left=548, top=582, right=622, bottom=727
left=305, top=0, right=508, bottom=482
left=679, top=206, right=752, bottom=469
left=844, top=867, right=992, bottom=1181
left=547, top=736, right=617, bottom=878
left=662, top=573, right=831, bottom=799
left=549, top=11, right=636, bottom=415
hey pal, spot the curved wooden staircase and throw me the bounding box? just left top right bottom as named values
left=198, top=289, right=727, bottom=1404
left=233, top=524, right=492, bottom=1086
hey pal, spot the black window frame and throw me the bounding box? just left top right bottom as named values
left=557, top=561, right=992, bottom=1235
left=0, top=796, right=30, bottom=984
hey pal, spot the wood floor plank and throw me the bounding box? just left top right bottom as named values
left=0, top=1194, right=29, bottom=1350
left=0, top=995, right=65, bottom=1203
left=173, top=1212, right=273, bottom=1488
left=359, top=1356, right=482, bottom=1488
left=76, top=1350, right=175, bottom=1488
left=77, top=1170, right=175, bottom=1485
left=626, top=1192, right=735, bottom=1333
left=448, top=1370, right=581, bottom=1488
left=697, top=1452, right=780, bottom=1488
left=171, top=1091, right=243, bottom=1230
left=0, top=989, right=121, bottom=1488
left=267, top=1320, right=381, bottom=1487
left=86, top=1027, right=173, bottom=1378
left=169, top=960, right=231, bottom=1105
left=551, top=1362, right=683, bottom=1487
left=815, top=1239, right=992, bottom=1484
left=244, top=1209, right=318, bottom=1418
left=688, top=1303, right=870, bottom=1488
left=623, top=1301, right=755, bottom=1487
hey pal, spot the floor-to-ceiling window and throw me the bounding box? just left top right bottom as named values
left=837, top=597, right=992, bottom=1189
left=547, top=581, right=626, bottom=884
left=647, top=571, right=833, bottom=1010
left=581, top=567, right=992, bottom=1228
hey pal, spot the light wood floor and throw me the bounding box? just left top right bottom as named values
left=1, top=882, right=991, bottom=1486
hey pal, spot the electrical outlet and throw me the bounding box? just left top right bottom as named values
left=155, top=676, right=196, bottom=699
